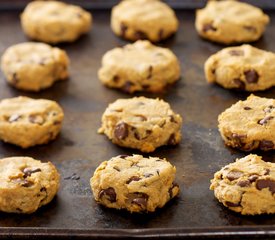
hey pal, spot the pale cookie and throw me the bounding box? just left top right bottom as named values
left=205, top=45, right=275, bottom=91
left=111, top=0, right=178, bottom=42
left=90, top=154, right=179, bottom=213
left=98, top=40, right=180, bottom=93
left=1, top=42, right=69, bottom=92
left=218, top=95, right=275, bottom=151
left=196, top=0, right=269, bottom=44
left=0, top=156, right=60, bottom=214
left=0, top=96, right=64, bottom=148
left=98, top=97, right=182, bottom=152
left=21, top=1, right=92, bottom=44
left=210, top=154, right=275, bottom=215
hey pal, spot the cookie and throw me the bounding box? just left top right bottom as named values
left=111, top=0, right=178, bottom=42
left=0, top=96, right=64, bottom=148
left=205, top=45, right=275, bottom=91
left=218, top=95, right=274, bottom=151
left=1, top=42, right=69, bottom=92
left=98, top=97, right=182, bottom=152
left=195, top=0, right=269, bottom=44
left=90, top=154, right=179, bottom=213
left=98, top=40, right=180, bottom=93
left=21, top=0, right=92, bottom=44
left=210, top=154, right=275, bottom=215
left=0, top=156, right=60, bottom=214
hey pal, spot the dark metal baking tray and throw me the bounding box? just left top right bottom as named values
left=0, top=4, right=274, bottom=240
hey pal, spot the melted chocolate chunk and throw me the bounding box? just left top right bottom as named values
left=258, top=116, right=274, bottom=125
left=99, top=187, right=116, bottom=203
left=244, top=107, right=252, bottom=110
left=118, top=155, right=129, bottom=159
left=122, top=81, right=134, bottom=93
left=167, top=134, right=177, bottom=145
left=259, top=140, right=274, bottom=151
left=113, top=75, right=120, bottom=83
left=248, top=174, right=259, bottom=182
left=169, top=115, right=177, bottom=123
left=237, top=180, right=250, bottom=187
left=244, top=70, right=259, bottom=84
left=264, top=105, right=274, bottom=113
left=114, top=122, right=129, bottom=140
left=23, top=168, right=41, bottom=178
left=226, top=170, right=243, bottom=181
left=256, top=179, right=275, bottom=194
left=232, top=133, right=246, bottom=146
left=29, top=115, right=45, bottom=125
left=130, top=192, right=149, bottom=209
left=264, top=169, right=270, bottom=175
left=113, top=166, right=120, bottom=172
left=233, top=79, right=245, bottom=90
left=202, top=23, right=217, bottom=32
left=8, top=114, right=21, bottom=123
left=225, top=201, right=240, bottom=207
left=134, top=30, right=148, bottom=40
left=144, top=173, right=153, bottom=178
left=126, top=176, right=141, bottom=184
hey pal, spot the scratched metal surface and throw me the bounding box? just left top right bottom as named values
left=0, top=9, right=274, bottom=239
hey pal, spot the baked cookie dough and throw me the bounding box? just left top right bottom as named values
left=0, top=156, right=60, bottom=214
left=205, top=45, right=275, bottom=91
left=195, top=0, right=269, bottom=44
left=0, top=96, right=64, bottom=148
left=98, top=97, right=182, bottom=152
left=21, top=0, right=92, bottom=44
left=111, top=0, right=178, bottom=42
left=210, top=154, right=275, bottom=215
left=98, top=40, right=181, bottom=93
left=1, top=42, right=69, bottom=92
left=90, top=154, right=179, bottom=213
left=218, top=95, right=274, bottom=151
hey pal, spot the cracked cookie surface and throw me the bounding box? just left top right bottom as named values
left=1, top=42, right=69, bottom=92
left=21, top=0, right=92, bottom=44
left=0, top=96, right=64, bottom=148
left=196, top=0, right=269, bottom=44
left=218, top=95, right=274, bottom=151
left=90, top=154, right=179, bottom=213
left=210, top=154, right=275, bottom=215
left=98, top=40, right=180, bottom=93
left=98, top=97, right=182, bottom=152
left=0, top=157, right=60, bottom=214
left=205, top=45, right=275, bottom=91
left=111, top=0, right=178, bottom=42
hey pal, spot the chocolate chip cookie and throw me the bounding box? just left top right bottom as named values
left=218, top=95, right=274, bottom=151
left=196, top=0, right=269, bottom=44
left=205, top=45, right=275, bottom=91
left=1, top=42, right=69, bottom=92
left=21, top=0, right=92, bottom=44
left=0, top=156, right=60, bottom=214
left=111, top=0, right=178, bottom=42
left=0, top=96, right=64, bottom=148
left=210, top=154, right=275, bottom=215
left=90, top=154, right=179, bottom=213
left=98, top=97, right=182, bottom=152
left=98, top=40, right=181, bottom=93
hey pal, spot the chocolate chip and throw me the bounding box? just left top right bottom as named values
left=113, top=166, right=120, bottom=172
left=120, top=23, right=128, bottom=37
left=244, top=107, right=252, bottom=110
left=156, top=170, right=160, bottom=176
left=232, top=133, right=246, bottom=146
left=8, top=114, right=21, bottom=123
left=264, top=169, right=270, bottom=175
left=237, top=180, right=250, bottom=187
left=144, top=173, right=153, bottom=178
left=134, top=30, right=147, bottom=40
left=118, top=155, right=129, bottom=159
left=229, top=50, right=244, bottom=56
left=99, top=187, right=116, bottom=203
left=211, top=68, right=216, bottom=75
left=122, top=81, right=134, bottom=93
left=258, top=116, right=274, bottom=125
left=243, top=26, right=256, bottom=32
left=147, top=65, right=153, bottom=79
left=130, top=192, right=148, bottom=209
left=158, top=28, right=164, bottom=40
left=169, top=115, right=177, bottom=123
left=113, top=75, right=120, bottom=83
left=29, top=115, right=45, bottom=125
left=244, top=70, right=259, bottom=84
left=12, top=178, right=33, bottom=187
left=248, top=175, right=259, bottom=182
left=114, top=122, right=129, bottom=140
left=167, top=134, right=177, bottom=145
left=202, top=23, right=217, bottom=32
left=259, top=140, right=274, bottom=151
left=225, top=201, right=240, bottom=207
left=264, top=105, right=274, bottom=113
left=126, top=176, right=141, bottom=184
left=256, top=179, right=275, bottom=194
left=134, top=131, right=141, bottom=140
left=226, top=170, right=243, bottom=181
left=40, top=187, right=46, bottom=192
left=233, top=79, right=245, bottom=90
left=23, top=168, right=41, bottom=178
left=169, top=182, right=179, bottom=198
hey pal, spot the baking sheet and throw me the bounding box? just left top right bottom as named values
left=0, top=7, right=274, bottom=239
